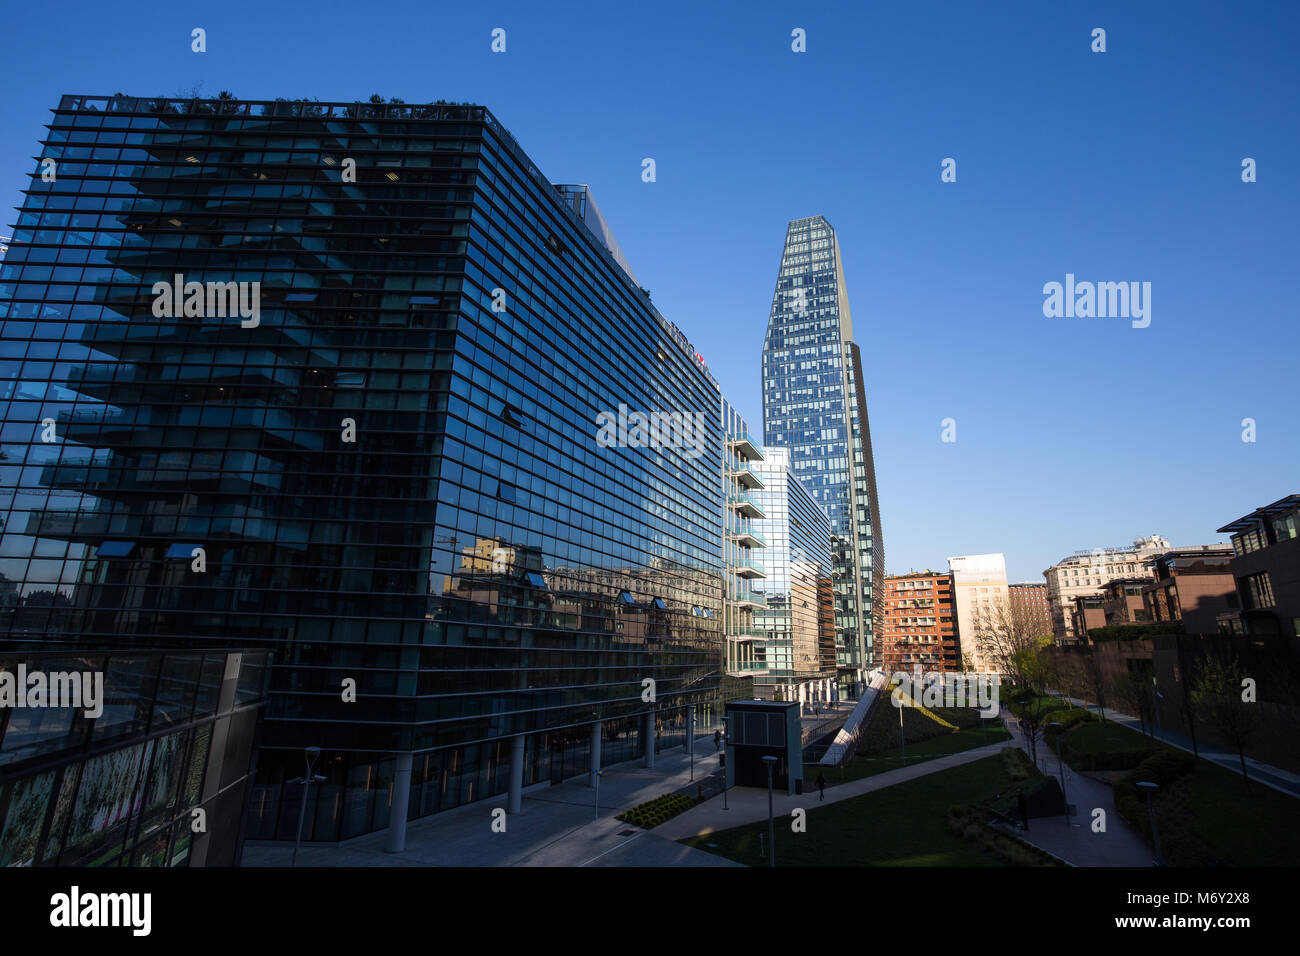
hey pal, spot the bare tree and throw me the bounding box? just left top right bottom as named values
left=1190, top=651, right=1263, bottom=780
left=972, top=598, right=1053, bottom=690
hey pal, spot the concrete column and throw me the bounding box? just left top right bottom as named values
left=385, top=752, right=414, bottom=853
left=643, top=712, right=656, bottom=769
left=507, top=734, right=526, bottom=813
left=589, top=720, right=602, bottom=788
left=686, top=704, right=695, bottom=757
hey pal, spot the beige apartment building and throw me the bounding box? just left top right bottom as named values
left=947, top=553, right=1009, bottom=671
left=1042, top=535, right=1171, bottom=642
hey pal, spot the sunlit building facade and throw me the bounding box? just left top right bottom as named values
left=749, top=448, right=837, bottom=707
left=0, top=94, right=727, bottom=847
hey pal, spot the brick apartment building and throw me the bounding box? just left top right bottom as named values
left=1007, top=582, right=1052, bottom=638
left=1216, top=494, right=1300, bottom=641
left=1142, top=547, right=1236, bottom=635
left=1100, top=577, right=1152, bottom=625
left=881, top=571, right=959, bottom=674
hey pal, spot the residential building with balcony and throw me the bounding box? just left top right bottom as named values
left=1100, top=577, right=1153, bottom=626
left=748, top=448, right=838, bottom=708
left=722, top=400, right=769, bottom=679
left=880, top=571, right=958, bottom=675
left=1215, top=494, right=1300, bottom=641
left=1142, top=547, right=1236, bottom=635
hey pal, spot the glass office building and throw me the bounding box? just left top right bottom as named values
left=761, top=216, right=883, bottom=689
left=0, top=94, right=727, bottom=844
left=0, top=646, right=267, bottom=866
left=748, top=448, right=837, bottom=703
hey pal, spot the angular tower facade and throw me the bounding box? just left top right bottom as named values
left=761, top=216, right=883, bottom=691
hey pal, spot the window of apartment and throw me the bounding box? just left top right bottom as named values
left=1242, top=572, right=1275, bottom=610
left=1272, top=511, right=1298, bottom=542
left=1233, top=528, right=1265, bottom=556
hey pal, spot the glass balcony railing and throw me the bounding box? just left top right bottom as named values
left=727, top=492, right=765, bottom=519
left=730, top=526, right=767, bottom=548
left=731, top=464, right=765, bottom=491
left=726, top=429, right=766, bottom=462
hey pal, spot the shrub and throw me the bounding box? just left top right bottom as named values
left=616, top=791, right=702, bottom=830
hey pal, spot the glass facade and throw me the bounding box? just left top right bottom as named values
left=0, top=647, right=267, bottom=866
left=0, top=94, right=727, bottom=842
left=761, top=216, right=883, bottom=685
left=748, top=448, right=836, bottom=699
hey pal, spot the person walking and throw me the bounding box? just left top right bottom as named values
left=816, top=770, right=826, bottom=801
left=713, top=729, right=722, bottom=752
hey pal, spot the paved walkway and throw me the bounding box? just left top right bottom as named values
left=656, top=740, right=1012, bottom=842
left=1002, top=711, right=1153, bottom=866
left=1047, top=693, right=1300, bottom=798
left=242, top=733, right=741, bottom=867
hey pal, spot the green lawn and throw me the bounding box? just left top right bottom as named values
left=1136, top=757, right=1300, bottom=866
left=806, top=723, right=1010, bottom=785
left=1057, top=718, right=1160, bottom=758
left=684, top=753, right=1023, bottom=867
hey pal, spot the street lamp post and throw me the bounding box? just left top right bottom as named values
left=291, top=746, right=324, bottom=867
left=762, top=755, right=778, bottom=868
left=1049, top=722, right=1069, bottom=826
left=688, top=703, right=695, bottom=782
left=720, top=717, right=729, bottom=810
left=1137, top=781, right=1162, bottom=866
left=898, top=690, right=906, bottom=766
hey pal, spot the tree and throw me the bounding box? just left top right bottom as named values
left=1190, top=651, right=1262, bottom=780
left=1083, top=652, right=1107, bottom=720
left=971, top=598, right=1053, bottom=689
left=1016, top=692, right=1046, bottom=767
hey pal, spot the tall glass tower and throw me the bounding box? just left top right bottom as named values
left=761, top=216, right=883, bottom=689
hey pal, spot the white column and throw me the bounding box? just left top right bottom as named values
left=385, top=752, right=414, bottom=853
left=589, top=720, right=602, bottom=788
left=507, top=734, right=526, bottom=814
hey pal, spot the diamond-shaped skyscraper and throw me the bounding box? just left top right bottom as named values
left=761, top=216, right=884, bottom=690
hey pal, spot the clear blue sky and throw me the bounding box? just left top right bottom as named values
left=2, top=0, right=1296, bottom=581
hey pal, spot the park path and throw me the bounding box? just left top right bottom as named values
left=1002, top=711, right=1153, bottom=866
left=1046, top=693, right=1300, bottom=798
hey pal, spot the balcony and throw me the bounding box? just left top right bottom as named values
left=730, top=527, right=767, bottom=549
left=734, top=592, right=768, bottom=609
left=735, top=559, right=767, bottom=579
left=727, top=492, right=765, bottom=519
left=731, top=465, right=765, bottom=491
left=727, top=430, right=765, bottom=462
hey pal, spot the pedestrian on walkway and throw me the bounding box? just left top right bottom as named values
left=713, top=730, right=722, bottom=752
left=1017, top=789, right=1029, bottom=831
left=816, top=771, right=826, bottom=801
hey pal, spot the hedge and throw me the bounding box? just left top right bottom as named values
left=1112, top=748, right=1210, bottom=865
left=617, top=792, right=701, bottom=830
left=947, top=806, right=1066, bottom=866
